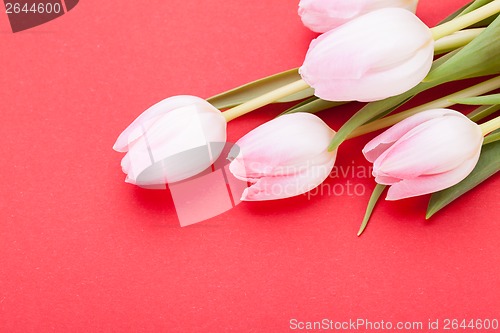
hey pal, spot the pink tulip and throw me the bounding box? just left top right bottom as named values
left=363, top=109, right=483, bottom=200
left=228, top=113, right=337, bottom=201
left=113, top=95, right=226, bottom=186
left=299, top=0, right=418, bottom=33
left=299, top=8, right=434, bottom=102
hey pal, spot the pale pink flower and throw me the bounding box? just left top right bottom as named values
left=113, top=95, right=226, bottom=186
left=228, top=113, right=337, bottom=201
left=299, top=8, right=434, bottom=102
left=299, top=0, right=418, bottom=33
left=363, top=109, right=483, bottom=200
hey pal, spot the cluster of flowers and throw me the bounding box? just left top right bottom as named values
left=114, top=0, right=500, bottom=230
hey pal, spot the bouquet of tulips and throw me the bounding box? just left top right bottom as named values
left=113, top=0, right=500, bottom=233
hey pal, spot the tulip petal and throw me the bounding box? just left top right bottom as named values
left=374, top=115, right=483, bottom=179
left=230, top=113, right=336, bottom=179
left=299, top=0, right=365, bottom=33
left=128, top=138, right=226, bottom=185
left=241, top=158, right=336, bottom=201
left=120, top=154, right=132, bottom=176
left=299, top=8, right=433, bottom=102
left=350, top=40, right=433, bottom=101
left=299, top=0, right=418, bottom=33
left=369, top=0, right=418, bottom=13
left=114, top=95, right=227, bottom=185
left=385, top=149, right=481, bottom=200
left=374, top=174, right=401, bottom=185
left=113, top=95, right=216, bottom=152
left=228, top=113, right=337, bottom=201
left=363, top=108, right=459, bottom=162
left=124, top=133, right=154, bottom=183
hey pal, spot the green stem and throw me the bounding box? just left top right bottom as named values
left=469, top=104, right=500, bottom=122
left=222, top=79, right=310, bottom=122
left=483, top=130, right=500, bottom=144
left=431, top=0, right=500, bottom=40
left=433, top=28, right=485, bottom=54
left=347, top=76, right=500, bottom=139
left=479, top=115, right=500, bottom=135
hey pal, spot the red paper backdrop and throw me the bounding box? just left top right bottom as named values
left=0, top=0, right=498, bottom=332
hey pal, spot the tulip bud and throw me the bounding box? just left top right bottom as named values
left=363, top=109, right=483, bottom=200
left=299, top=8, right=434, bottom=102
left=228, top=113, right=337, bottom=201
left=298, top=0, right=418, bottom=33
left=113, top=95, right=227, bottom=186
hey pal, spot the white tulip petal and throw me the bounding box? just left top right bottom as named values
left=229, top=113, right=337, bottom=201
left=241, top=157, right=336, bottom=201
left=363, top=108, right=456, bottom=162
left=114, top=95, right=227, bottom=186
left=300, top=8, right=433, bottom=102
left=364, top=109, right=484, bottom=200
left=231, top=113, right=335, bottom=175
left=113, top=95, right=208, bottom=152
left=299, top=0, right=419, bottom=33
left=374, top=116, right=483, bottom=179
left=386, top=149, right=481, bottom=200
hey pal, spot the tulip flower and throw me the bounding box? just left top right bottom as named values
left=228, top=113, right=337, bottom=201
left=362, top=109, right=484, bottom=200
left=299, top=8, right=434, bottom=102
left=113, top=95, right=227, bottom=186
left=298, top=0, right=418, bottom=33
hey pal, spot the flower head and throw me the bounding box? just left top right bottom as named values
left=299, top=8, right=434, bottom=102
left=228, top=113, right=337, bottom=201
left=363, top=109, right=483, bottom=200
left=299, top=0, right=418, bottom=33
left=113, top=95, right=226, bottom=186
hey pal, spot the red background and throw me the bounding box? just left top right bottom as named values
left=1, top=0, right=498, bottom=332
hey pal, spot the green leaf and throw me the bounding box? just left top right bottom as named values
left=276, top=87, right=315, bottom=103
left=426, top=140, right=500, bottom=219
left=483, top=128, right=500, bottom=144
left=425, top=15, right=500, bottom=83
left=365, top=96, right=415, bottom=123
left=357, top=184, right=386, bottom=236
left=458, top=0, right=494, bottom=17
left=328, top=81, right=437, bottom=151
left=439, top=1, right=475, bottom=24
left=450, top=93, right=500, bottom=105
left=438, top=0, right=495, bottom=26
left=206, top=68, right=314, bottom=109
left=281, top=96, right=318, bottom=114
left=470, top=13, right=499, bottom=28
left=279, top=97, right=347, bottom=116
left=428, top=47, right=464, bottom=70
left=468, top=104, right=500, bottom=122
